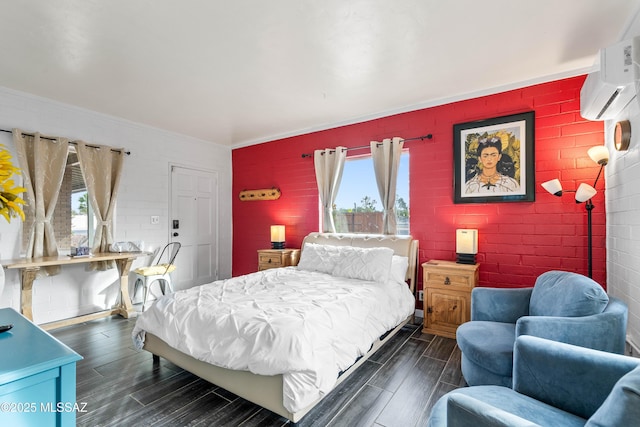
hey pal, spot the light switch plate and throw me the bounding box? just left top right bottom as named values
left=150, top=215, right=160, bottom=224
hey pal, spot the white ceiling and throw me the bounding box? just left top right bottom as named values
left=0, top=1, right=638, bottom=148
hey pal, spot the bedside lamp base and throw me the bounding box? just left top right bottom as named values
left=456, top=253, right=476, bottom=265
left=271, top=242, right=286, bottom=249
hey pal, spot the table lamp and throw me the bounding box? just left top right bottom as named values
left=456, top=229, right=478, bottom=264
left=270, top=225, right=286, bottom=249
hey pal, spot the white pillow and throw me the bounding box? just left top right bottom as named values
left=390, top=256, right=409, bottom=283
left=297, top=243, right=342, bottom=274
left=331, top=246, right=394, bottom=283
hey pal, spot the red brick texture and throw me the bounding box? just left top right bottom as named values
left=232, top=75, right=606, bottom=295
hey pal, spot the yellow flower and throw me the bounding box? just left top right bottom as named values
left=0, top=144, right=26, bottom=223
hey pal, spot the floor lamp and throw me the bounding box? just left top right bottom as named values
left=541, top=146, right=609, bottom=278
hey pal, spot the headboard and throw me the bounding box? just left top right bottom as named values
left=301, top=232, right=419, bottom=293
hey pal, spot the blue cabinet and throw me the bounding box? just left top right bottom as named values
left=0, top=308, right=82, bottom=426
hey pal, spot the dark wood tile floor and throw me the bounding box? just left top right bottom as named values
left=50, top=315, right=465, bottom=427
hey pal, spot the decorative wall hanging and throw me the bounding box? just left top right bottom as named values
left=453, top=111, right=535, bottom=204
left=239, top=188, right=281, bottom=201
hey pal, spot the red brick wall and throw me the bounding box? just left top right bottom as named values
left=232, top=75, right=606, bottom=292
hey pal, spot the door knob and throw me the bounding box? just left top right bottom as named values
left=173, top=232, right=179, bottom=237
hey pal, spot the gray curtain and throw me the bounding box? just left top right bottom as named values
left=370, top=137, right=404, bottom=235
left=76, top=141, right=125, bottom=270
left=13, top=129, right=69, bottom=275
left=314, top=146, right=346, bottom=233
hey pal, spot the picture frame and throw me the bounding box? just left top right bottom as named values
left=453, top=111, right=535, bottom=204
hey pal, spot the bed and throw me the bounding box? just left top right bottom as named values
left=132, top=232, right=418, bottom=422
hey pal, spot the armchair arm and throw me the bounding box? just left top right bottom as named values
left=513, top=336, right=640, bottom=419
left=447, top=394, right=541, bottom=427
left=471, top=287, right=532, bottom=322
left=515, top=308, right=627, bottom=354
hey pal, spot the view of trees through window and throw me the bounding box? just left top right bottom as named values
left=333, top=153, right=409, bottom=235
left=71, top=190, right=90, bottom=248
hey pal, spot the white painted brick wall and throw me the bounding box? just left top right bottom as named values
left=0, top=87, right=232, bottom=324
left=606, top=96, right=640, bottom=356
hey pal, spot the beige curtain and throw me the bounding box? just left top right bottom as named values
left=370, top=137, right=404, bottom=235
left=76, top=141, right=125, bottom=270
left=13, top=129, right=69, bottom=275
left=314, top=146, right=346, bottom=233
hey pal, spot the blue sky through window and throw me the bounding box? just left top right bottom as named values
left=334, top=153, right=409, bottom=211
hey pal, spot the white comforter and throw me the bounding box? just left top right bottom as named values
left=132, top=267, right=415, bottom=413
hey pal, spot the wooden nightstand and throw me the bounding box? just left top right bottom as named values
left=257, top=249, right=301, bottom=271
left=422, top=260, right=479, bottom=339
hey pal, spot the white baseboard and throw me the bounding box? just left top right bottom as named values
left=415, top=309, right=424, bottom=319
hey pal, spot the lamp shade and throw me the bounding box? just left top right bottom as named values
left=270, top=225, right=285, bottom=242
left=575, top=183, right=597, bottom=203
left=587, top=146, right=609, bottom=166
left=456, top=229, right=478, bottom=264
left=270, top=225, right=286, bottom=249
left=541, top=179, right=563, bottom=196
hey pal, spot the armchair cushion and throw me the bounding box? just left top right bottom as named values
left=586, top=365, right=640, bottom=427
left=516, top=300, right=628, bottom=354
left=529, top=271, right=608, bottom=317
left=471, top=287, right=532, bottom=323
left=456, top=322, right=515, bottom=378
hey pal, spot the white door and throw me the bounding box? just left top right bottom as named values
left=170, top=166, right=218, bottom=289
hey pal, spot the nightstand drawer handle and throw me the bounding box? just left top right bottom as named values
left=268, top=259, right=272, bottom=263
left=444, top=277, right=451, bottom=285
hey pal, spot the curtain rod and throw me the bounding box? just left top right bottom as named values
left=0, top=128, right=131, bottom=155
left=300, top=134, right=432, bottom=158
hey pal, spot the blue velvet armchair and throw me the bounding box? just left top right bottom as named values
left=428, top=336, right=640, bottom=426
left=456, top=270, right=628, bottom=387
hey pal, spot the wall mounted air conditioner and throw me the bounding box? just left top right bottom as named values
left=580, top=36, right=640, bottom=121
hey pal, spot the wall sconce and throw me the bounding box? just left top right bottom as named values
left=270, top=225, right=286, bottom=249
left=456, top=229, right=478, bottom=264
left=541, top=145, right=609, bottom=278
left=614, top=120, right=631, bottom=151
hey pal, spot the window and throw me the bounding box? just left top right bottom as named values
left=22, top=150, right=93, bottom=253
left=333, top=152, right=409, bottom=234
left=66, top=151, right=95, bottom=251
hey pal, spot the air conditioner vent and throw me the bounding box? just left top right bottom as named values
left=580, top=37, right=639, bottom=121
left=595, top=88, right=623, bottom=120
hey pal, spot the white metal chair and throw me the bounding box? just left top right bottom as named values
left=133, top=242, right=181, bottom=311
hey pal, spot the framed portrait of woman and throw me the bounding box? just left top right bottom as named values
left=453, top=111, right=535, bottom=204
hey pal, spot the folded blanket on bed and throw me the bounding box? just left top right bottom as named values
left=132, top=266, right=414, bottom=413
